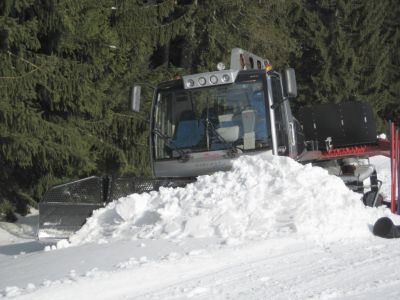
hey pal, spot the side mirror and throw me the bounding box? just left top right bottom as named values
left=130, top=85, right=141, bottom=112
left=283, top=68, right=297, bottom=98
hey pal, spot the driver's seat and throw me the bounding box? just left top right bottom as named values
left=173, top=110, right=205, bottom=148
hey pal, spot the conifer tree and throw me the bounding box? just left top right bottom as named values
left=349, top=0, right=393, bottom=123
left=1, top=0, right=399, bottom=218
left=288, top=0, right=331, bottom=107
left=374, top=0, right=400, bottom=121
left=288, top=0, right=399, bottom=126
left=0, top=0, right=169, bottom=214
left=169, top=0, right=296, bottom=73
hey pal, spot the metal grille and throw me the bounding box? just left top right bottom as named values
left=42, top=176, right=105, bottom=204
left=38, top=176, right=195, bottom=240
left=41, top=176, right=195, bottom=204
left=108, top=177, right=195, bottom=202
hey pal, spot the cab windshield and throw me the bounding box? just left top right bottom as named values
left=153, top=73, right=271, bottom=160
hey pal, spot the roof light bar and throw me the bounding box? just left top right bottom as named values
left=182, top=70, right=239, bottom=90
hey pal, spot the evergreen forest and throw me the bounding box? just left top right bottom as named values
left=1, top=0, right=399, bottom=219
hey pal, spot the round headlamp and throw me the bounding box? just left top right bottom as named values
left=210, top=75, right=218, bottom=84
left=198, top=77, right=207, bottom=86
left=186, top=79, right=195, bottom=88
left=222, top=74, right=230, bottom=82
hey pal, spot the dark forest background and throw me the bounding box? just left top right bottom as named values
left=1, top=0, right=399, bottom=219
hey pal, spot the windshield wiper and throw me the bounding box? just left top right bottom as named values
left=204, top=120, right=239, bottom=158
left=153, top=128, right=191, bottom=162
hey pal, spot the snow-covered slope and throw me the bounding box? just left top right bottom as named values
left=1, top=154, right=400, bottom=299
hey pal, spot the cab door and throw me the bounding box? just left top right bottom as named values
left=269, top=74, right=289, bottom=156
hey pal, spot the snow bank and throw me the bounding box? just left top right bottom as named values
left=0, top=209, right=38, bottom=245
left=58, top=153, right=390, bottom=248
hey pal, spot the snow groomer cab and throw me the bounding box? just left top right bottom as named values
left=132, top=48, right=305, bottom=179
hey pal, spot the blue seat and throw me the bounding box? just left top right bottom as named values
left=173, top=111, right=205, bottom=148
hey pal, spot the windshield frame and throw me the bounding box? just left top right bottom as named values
left=150, top=70, right=271, bottom=162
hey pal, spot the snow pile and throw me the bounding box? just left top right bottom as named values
left=370, top=155, right=393, bottom=199
left=58, top=153, right=389, bottom=248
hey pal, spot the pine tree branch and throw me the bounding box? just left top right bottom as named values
left=0, top=51, right=41, bottom=80
left=138, top=0, right=175, bottom=8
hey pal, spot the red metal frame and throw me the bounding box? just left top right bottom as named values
left=391, top=122, right=399, bottom=213
left=398, top=124, right=400, bottom=214
left=298, top=139, right=391, bottom=163
left=320, top=139, right=391, bottom=160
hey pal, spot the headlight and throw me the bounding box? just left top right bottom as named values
left=198, top=77, right=206, bottom=86
left=222, top=74, right=230, bottom=82
left=210, top=75, right=218, bottom=84
left=186, top=79, right=195, bottom=88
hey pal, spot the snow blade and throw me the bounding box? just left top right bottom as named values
left=38, top=176, right=107, bottom=241
left=372, top=217, right=400, bottom=239
left=38, top=176, right=194, bottom=241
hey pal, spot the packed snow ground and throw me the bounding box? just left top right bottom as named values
left=1, top=154, right=400, bottom=299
